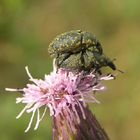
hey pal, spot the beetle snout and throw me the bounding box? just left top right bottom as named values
left=107, top=61, right=116, bottom=70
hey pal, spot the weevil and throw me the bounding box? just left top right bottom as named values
left=48, top=30, right=116, bottom=73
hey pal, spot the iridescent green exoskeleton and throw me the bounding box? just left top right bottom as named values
left=48, top=30, right=116, bottom=72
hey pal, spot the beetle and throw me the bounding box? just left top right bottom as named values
left=48, top=30, right=116, bottom=73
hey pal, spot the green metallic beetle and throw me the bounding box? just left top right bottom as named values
left=48, top=30, right=116, bottom=72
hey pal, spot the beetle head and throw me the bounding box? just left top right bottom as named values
left=93, top=52, right=116, bottom=71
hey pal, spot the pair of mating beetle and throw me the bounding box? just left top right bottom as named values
left=48, top=30, right=117, bottom=74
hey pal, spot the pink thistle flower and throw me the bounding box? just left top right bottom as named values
left=6, top=64, right=114, bottom=135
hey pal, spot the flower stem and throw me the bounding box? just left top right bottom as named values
left=52, top=104, right=109, bottom=140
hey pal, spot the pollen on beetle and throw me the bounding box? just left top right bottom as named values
left=5, top=62, right=114, bottom=133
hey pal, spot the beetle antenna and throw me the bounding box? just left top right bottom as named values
left=117, top=69, right=124, bottom=73
left=112, top=58, right=124, bottom=73
left=112, top=58, right=116, bottom=61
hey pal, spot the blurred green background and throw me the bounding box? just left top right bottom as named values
left=0, top=0, right=140, bottom=140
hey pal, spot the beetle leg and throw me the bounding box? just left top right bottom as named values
left=80, top=51, right=85, bottom=69
left=97, top=69, right=102, bottom=75
left=96, top=41, right=103, bottom=54
left=56, top=53, right=72, bottom=67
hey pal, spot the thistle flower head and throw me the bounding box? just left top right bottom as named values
left=6, top=64, right=114, bottom=133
